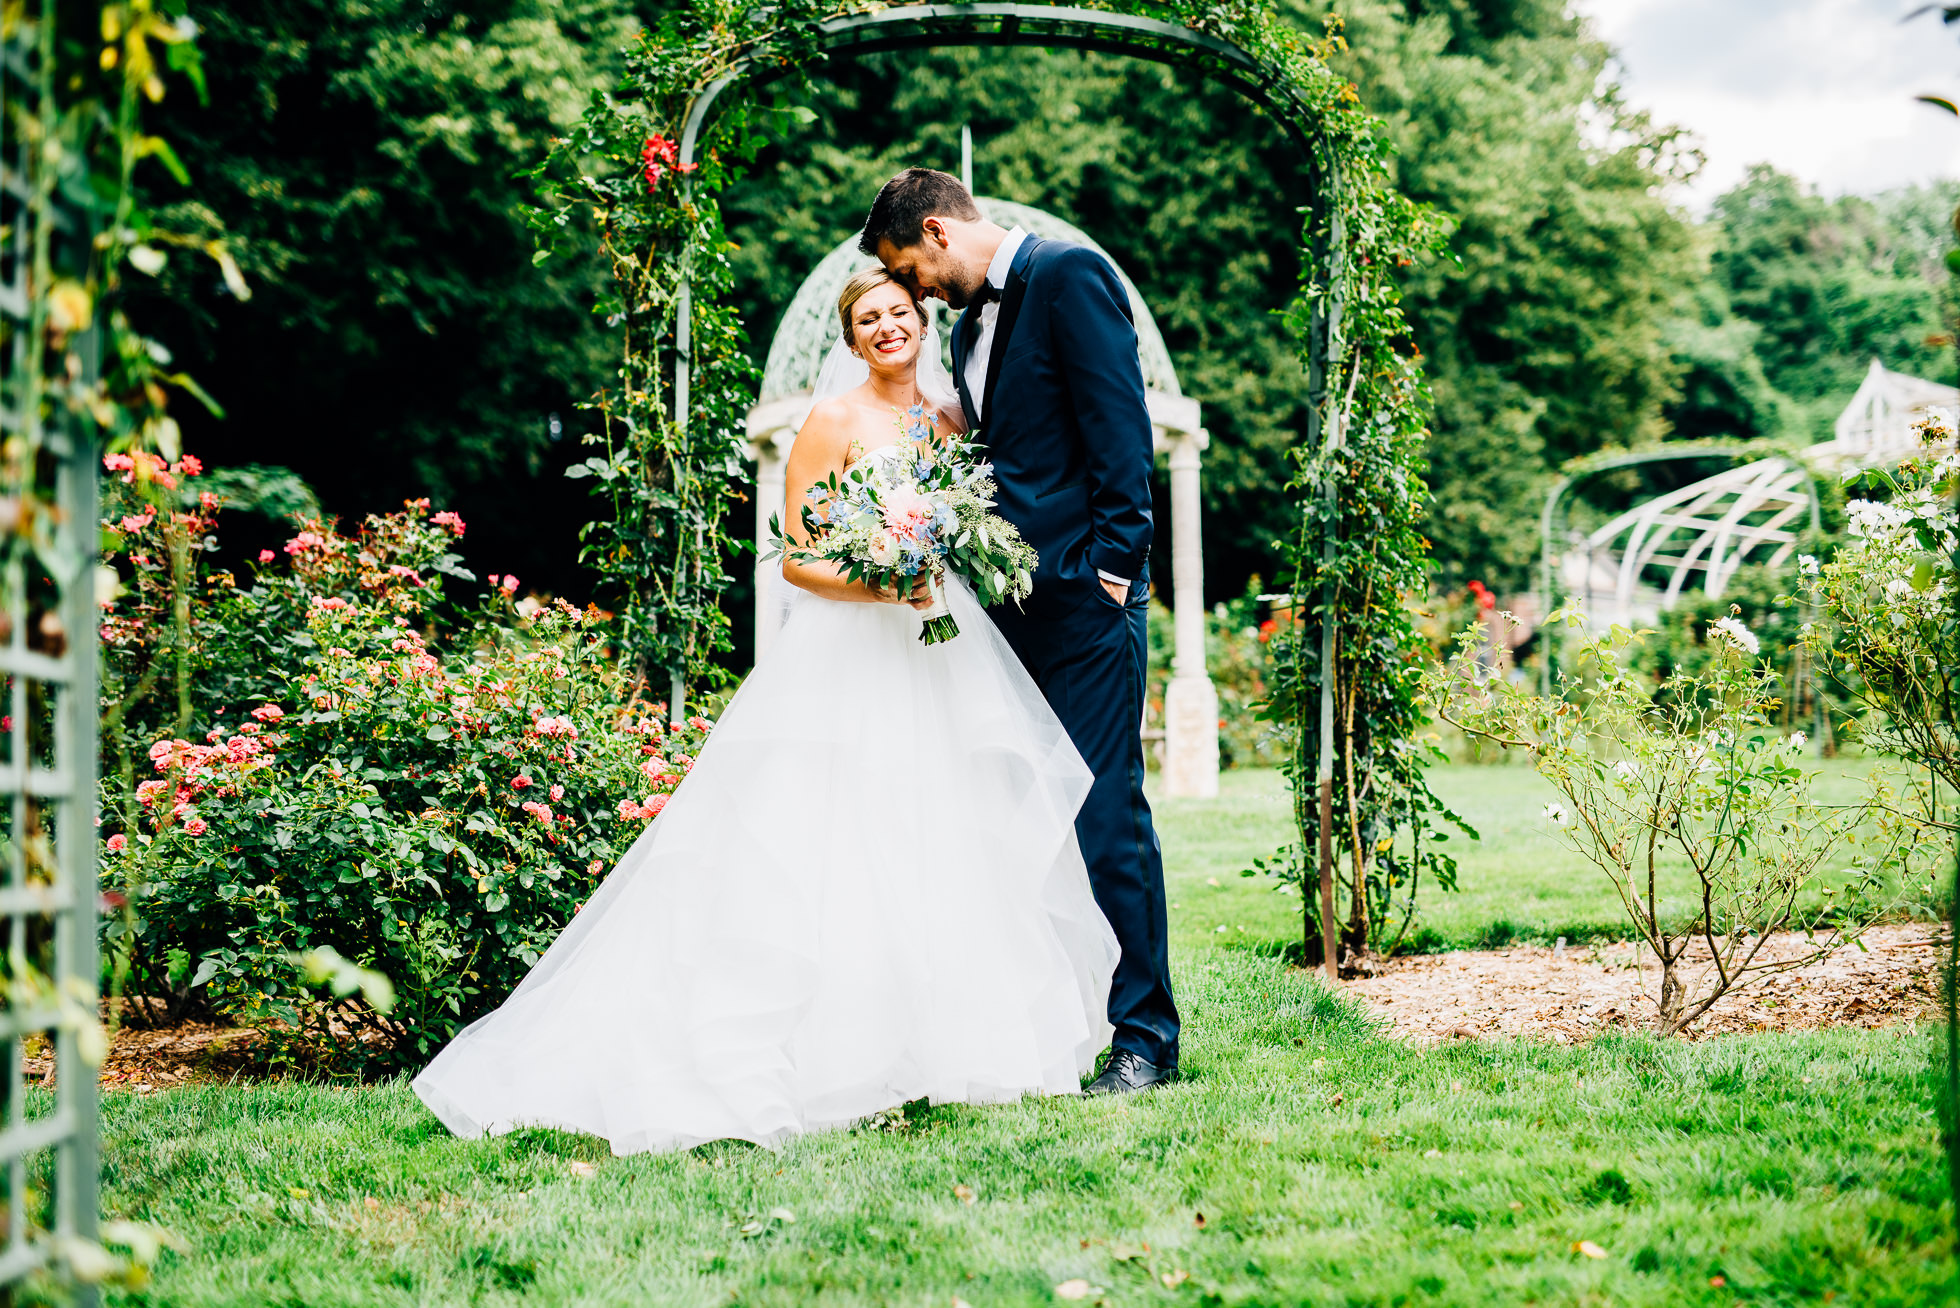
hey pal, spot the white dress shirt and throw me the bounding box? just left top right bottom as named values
left=963, top=227, right=1131, bottom=592
left=961, top=225, right=1027, bottom=425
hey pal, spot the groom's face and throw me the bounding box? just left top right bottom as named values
left=875, top=219, right=986, bottom=310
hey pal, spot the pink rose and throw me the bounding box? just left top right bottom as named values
left=643, top=794, right=668, bottom=818
left=106, top=834, right=128, bottom=853
left=512, top=774, right=533, bottom=789
left=184, top=817, right=208, bottom=836
left=549, top=785, right=564, bottom=802
left=257, top=549, right=276, bottom=564
left=250, top=704, right=284, bottom=722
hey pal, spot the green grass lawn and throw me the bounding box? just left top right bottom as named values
left=84, top=767, right=1954, bottom=1306
left=1174, top=761, right=1928, bottom=958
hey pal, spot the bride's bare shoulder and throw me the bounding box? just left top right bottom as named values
left=790, top=397, right=856, bottom=462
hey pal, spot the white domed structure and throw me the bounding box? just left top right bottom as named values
left=746, top=198, right=1218, bottom=796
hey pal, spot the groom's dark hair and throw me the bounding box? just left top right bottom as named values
left=858, top=169, right=982, bottom=255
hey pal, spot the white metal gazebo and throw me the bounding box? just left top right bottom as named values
left=744, top=197, right=1221, bottom=796
left=1546, top=359, right=1958, bottom=632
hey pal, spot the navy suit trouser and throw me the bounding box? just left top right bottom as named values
left=993, top=573, right=1179, bottom=1069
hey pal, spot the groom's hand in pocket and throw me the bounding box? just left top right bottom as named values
left=1099, top=578, right=1130, bottom=606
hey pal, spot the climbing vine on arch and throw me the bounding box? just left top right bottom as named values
left=529, top=0, right=1460, bottom=956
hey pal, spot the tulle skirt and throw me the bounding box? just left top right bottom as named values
left=411, top=578, right=1118, bottom=1155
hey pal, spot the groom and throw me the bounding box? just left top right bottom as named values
left=862, top=169, right=1179, bottom=1094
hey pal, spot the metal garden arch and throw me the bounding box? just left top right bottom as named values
left=668, top=2, right=1352, bottom=975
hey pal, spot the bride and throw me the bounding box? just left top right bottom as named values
left=412, top=267, right=1120, bottom=1155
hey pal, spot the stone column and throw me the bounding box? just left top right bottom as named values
left=748, top=416, right=797, bottom=663
left=1162, top=429, right=1219, bottom=797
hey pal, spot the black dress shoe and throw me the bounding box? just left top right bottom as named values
left=1085, top=1048, right=1177, bottom=1096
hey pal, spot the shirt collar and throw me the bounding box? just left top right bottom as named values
left=985, top=226, right=1029, bottom=292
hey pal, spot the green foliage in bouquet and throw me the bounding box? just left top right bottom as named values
left=99, top=475, right=710, bottom=1072
left=1427, top=608, right=1914, bottom=1036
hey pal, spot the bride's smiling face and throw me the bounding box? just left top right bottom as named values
left=849, top=283, right=923, bottom=371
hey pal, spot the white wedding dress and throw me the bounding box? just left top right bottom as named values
left=412, top=447, right=1118, bottom=1155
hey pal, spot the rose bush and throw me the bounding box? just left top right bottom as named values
left=99, top=465, right=710, bottom=1071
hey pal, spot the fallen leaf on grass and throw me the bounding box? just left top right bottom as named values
left=1193, top=1212, right=1207, bottom=1229
left=1162, top=1269, right=1190, bottom=1288
left=1054, top=1280, right=1094, bottom=1300
left=1328, top=1092, right=1345, bottom=1108
left=568, top=1161, right=597, bottom=1178
left=1110, top=1242, right=1144, bottom=1261
left=953, top=1184, right=975, bottom=1205
left=1573, top=1240, right=1607, bottom=1259
left=769, top=1207, right=796, bottom=1223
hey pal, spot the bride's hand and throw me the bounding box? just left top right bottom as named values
left=872, top=575, right=936, bottom=611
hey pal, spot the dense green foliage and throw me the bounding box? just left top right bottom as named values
left=1690, top=170, right=1959, bottom=445
left=135, top=0, right=634, bottom=592
left=99, top=480, right=710, bottom=1070
left=75, top=772, right=1953, bottom=1306
left=131, top=1, right=1960, bottom=610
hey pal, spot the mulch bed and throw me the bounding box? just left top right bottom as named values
left=1347, top=922, right=1946, bottom=1043
left=23, top=999, right=273, bottom=1092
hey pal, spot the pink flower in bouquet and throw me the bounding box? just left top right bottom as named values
left=106, top=834, right=127, bottom=853
left=880, top=487, right=934, bottom=538
left=868, top=530, right=902, bottom=567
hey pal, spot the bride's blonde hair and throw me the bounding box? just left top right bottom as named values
left=836, top=266, right=918, bottom=341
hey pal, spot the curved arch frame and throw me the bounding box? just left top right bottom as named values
left=668, top=3, right=1348, bottom=972
left=1536, top=443, right=1821, bottom=692
left=671, top=4, right=1341, bottom=459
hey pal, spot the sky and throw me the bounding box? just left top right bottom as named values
left=1573, top=0, right=1960, bottom=208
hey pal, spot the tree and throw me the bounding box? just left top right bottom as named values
left=133, top=0, right=636, bottom=588
left=1333, top=0, right=1700, bottom=590
left=1708, top=166, right=1954, bottom=441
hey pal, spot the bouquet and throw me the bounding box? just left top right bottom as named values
left=766, top=417, right=1037, bottom=645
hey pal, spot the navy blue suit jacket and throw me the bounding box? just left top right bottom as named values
left=950, top=236, right=1155, bottom=619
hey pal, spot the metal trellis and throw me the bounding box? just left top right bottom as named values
left=0, top=5, right=104, bottom=1299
